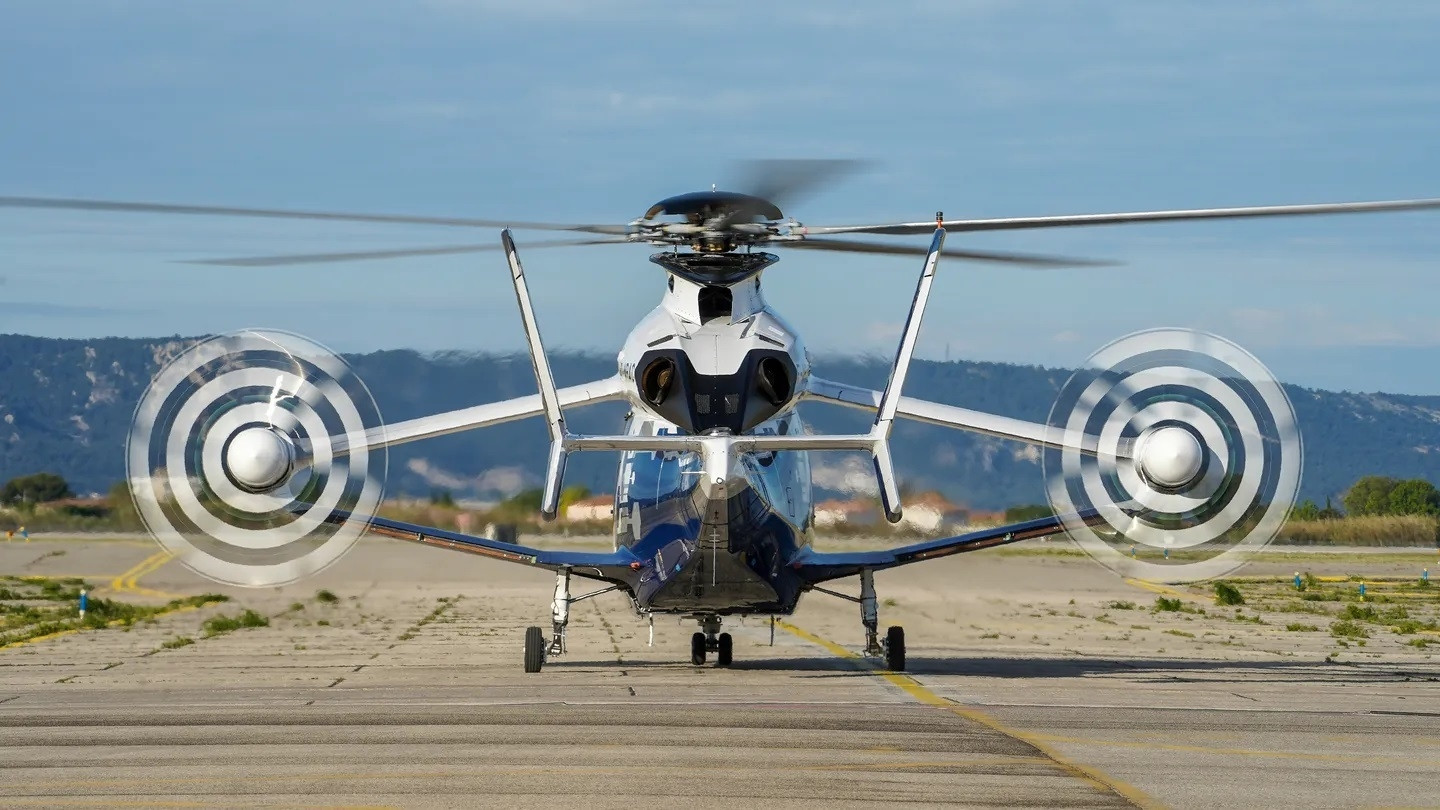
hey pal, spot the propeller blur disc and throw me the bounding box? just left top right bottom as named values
left=126, top=329, right=386, bottom=586
left=1043, top=328, right=1302, bottom=583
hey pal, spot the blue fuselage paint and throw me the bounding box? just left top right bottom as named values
left=613, top=414, right=815, bottom=616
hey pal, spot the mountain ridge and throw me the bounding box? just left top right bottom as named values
left=3, top=333, right=1439, bottom=510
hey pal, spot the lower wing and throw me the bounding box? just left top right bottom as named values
left=791, top=510, right=1103, bottom=584
left=335, top=512, right=642, bottom=585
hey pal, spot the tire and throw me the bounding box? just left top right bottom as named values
left=885, top=625, right=906, bottom=672
left=717, top=632, right=733, bottom=666
left=690, top=631, right=707, bottom=665
left=524, top=626, right=545, bottom=673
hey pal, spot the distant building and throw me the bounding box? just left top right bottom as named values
left=814, top=499, right=879, bottom=527
left=566, top=495, right=614, bottom=523
left=897, top=492, right=968, bottom=532
left=964, top=510, right=1007, bottom=528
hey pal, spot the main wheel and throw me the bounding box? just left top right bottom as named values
left=524, top=626, right=545, bottom=673
left=717, top=632, right=733, bottom=666
left=690, top=632, right=707, bottom=665
left=885, top=625, right=906, bottom=672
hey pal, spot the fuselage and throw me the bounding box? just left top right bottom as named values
left=611, top=253, right=816, bottom=617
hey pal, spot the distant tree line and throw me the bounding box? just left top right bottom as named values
left=1, top=472, right=72, bottom=508
left=1290, top=475, right=1439, bottom=520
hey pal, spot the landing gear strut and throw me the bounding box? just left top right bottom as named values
left=549, top=567, right=570, bottom=657
left=859, top=569, right=906, bottom=672
left=690, top=614, right=733, bottom=667
left=522, top=567, right=622, bottom=673
left=811, top=568, right=906, bottom=671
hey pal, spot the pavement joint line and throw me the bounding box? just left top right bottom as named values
left=774, top=619, right=1162, bottom=810
left=1027, top=732, right=1440, bottom=766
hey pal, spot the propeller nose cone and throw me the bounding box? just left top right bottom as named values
left=224, top=427, right=294, bottom=492
left=1135, top=425, right=1205, bottom=491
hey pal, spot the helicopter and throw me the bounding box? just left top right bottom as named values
left=4, top=164, right=1438, bottom=672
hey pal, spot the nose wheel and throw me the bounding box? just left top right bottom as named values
left=690, top=615, right=732, bottom=666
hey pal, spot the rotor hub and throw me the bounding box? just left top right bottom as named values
left=222, top=426, right=294, bottom=493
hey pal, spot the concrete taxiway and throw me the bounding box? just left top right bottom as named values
left=2, top=535, right=1438, bottom=808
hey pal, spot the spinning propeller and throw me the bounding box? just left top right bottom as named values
left=1043, top=328, right=1302, bottom=583
left=127, top=330, right=387, bottom=586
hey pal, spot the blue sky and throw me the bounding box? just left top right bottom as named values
left=3, top=1, right=1439, bottom=393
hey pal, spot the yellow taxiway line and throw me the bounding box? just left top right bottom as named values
left=1, top=549, right=184, bottom=651
left=776, top=619, right=1162, bottom=810
left=108, top=549, right=177, bottom=597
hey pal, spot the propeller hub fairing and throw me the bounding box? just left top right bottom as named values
left=222, top=426, right=295, bottom=493
left=1134, top=424, right=1206, bottom=491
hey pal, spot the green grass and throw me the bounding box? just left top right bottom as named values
left=0, top=581, right=229, bottom=647
left=1390, top=619, right=1440, bottom=635
left=1285, top=623, right=1320, bottom=632
left=1330, top=620, right=1370, bottom=639
left=1163, top=629, right=1195, bottom=638
left=1273, top=600, right=1332, bottom=615
left=1213, top=582, right=1245, bottom=606
left=1340, top=604, right=1378, bottom=621
left=315, top=589, right=339, bottom=604
left=161, top=636, right=194, bottom=649
left=1104, top=600, right=1137, bottom=610
left=1153, top=596, right=1203, bottom=614
left=201, top=609, right=269, bottom=638
left=1407, top=637, right=1434, bottom=649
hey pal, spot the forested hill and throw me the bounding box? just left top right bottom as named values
left=3, top=334, right=1439, bottom=510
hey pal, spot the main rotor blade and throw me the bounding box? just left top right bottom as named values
left=800, top=197, right=1440, bottom=236
left=186, top=238, right=629, bottom=267
left=734, top=159, right=866, bottom=208
left=0, top=195, right=629, bottom=235
left=780, top=237, right=1113, bottom=268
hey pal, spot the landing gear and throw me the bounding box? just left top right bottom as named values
left=808, top=568, right=907, bottom=669
left=549, top=568, right=570, bottom=657
left=860, top=569, right=883, bottom=657
left=689, top=614, right=732, bottom=666
left=885, top=625, right=905, bottom=672
left=524, top=626, right=545, bottom=673
left=521, top=567, right=624, bottom=673
left=861, top=569, right=905, bottom=671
